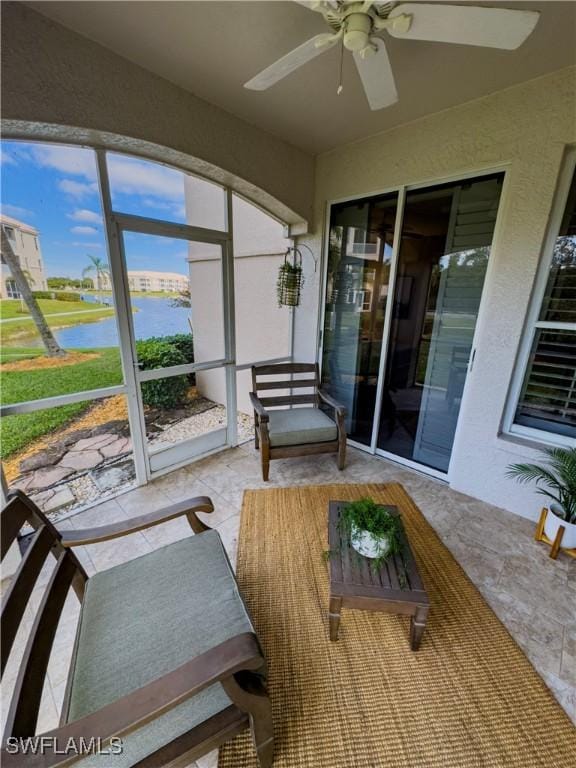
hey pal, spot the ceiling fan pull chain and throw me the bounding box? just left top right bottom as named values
left=337, top=40, right=344, bottom=95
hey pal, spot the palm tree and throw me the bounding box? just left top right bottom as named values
left=1, top=227, right=65, bottom=357
left=19, top=269, right=35, bottom=314
left=82, top=254, right=110, bottom=303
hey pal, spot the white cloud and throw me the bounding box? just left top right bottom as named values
left=72, top=241, right=103, bottom=249
left=142, top=198, right=186, bottom=219
left=142, top=198, right=172, bottom=210
left=67, top=208, right=102, bottom=224
left=107, top=154, right=184, bottom=201
left=23, top=145, right=186, bottom=210
left=0, top=148, right=16, bottom=165
left=1, top=204, right=34, bottom=219
left=172, top=204, right=186, bottom=219
left=30, top=145, right=97, bottom=179
left=71, top=226, right=98, bottom=235
left=58, top=179, right=99, bottom=198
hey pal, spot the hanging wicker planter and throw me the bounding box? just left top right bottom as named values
left=277, top=249, right=304, bottom=307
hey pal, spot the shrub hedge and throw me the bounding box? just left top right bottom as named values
left=156, top=333, right=194, bottom=363
left=135, top=337, right=192, bottom=409
left=32, top=290, right=82, bottom=302
left=165, top=334, right=195, bottom=386
left=56, top=291, right=82, bottom=302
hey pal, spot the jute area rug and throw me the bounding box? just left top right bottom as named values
left=218, top=483, right=575, bottom=768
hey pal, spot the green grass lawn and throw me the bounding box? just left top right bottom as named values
left=0, top=346, right=45, bottom=364
left=0, top=298, right=115, bottom=344
left=0, top=297, right=110, bottom=319
left=1, top=402, right=91, bottom=461
left=1, top=347, right=123, bottom=459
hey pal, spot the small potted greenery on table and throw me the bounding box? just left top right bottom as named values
left=506, top=446, right=576, bottom=555
left=339, top=497, right=403, bottom=568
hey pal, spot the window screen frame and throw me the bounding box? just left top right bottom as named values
left=504, top=148, right=576, bottom=446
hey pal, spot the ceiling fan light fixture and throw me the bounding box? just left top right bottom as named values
left=343, top=12, right=371, bottom=51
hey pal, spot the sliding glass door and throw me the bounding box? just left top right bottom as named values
left=321, top=172, right=504, bottom=475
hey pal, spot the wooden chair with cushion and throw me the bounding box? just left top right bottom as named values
left=250, top=362, right=347, bottom=481
left=1, top=490, right=273, bottom=767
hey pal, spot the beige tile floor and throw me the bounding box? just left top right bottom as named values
left=2, top=443, right=575, bottom=767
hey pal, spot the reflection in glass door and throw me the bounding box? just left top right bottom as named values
left=321, top=192, right=398, bottom=444
left=321, top=172, right=504, bottom=475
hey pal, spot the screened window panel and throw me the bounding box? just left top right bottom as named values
left=514, top=329, right=576, bottom=436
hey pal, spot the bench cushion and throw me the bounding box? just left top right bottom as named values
left=66, top=530, right=259, bottom=767
left=268, top=407, right=337, bottom=447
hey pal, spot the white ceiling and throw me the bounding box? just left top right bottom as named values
left=29, top=1, right=576, bottom=155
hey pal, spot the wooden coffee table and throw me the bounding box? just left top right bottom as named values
left=328, top=501, right=430, bottom=650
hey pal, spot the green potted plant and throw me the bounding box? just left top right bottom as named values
left=506, top=446, right=576, bottom=550
left=339, top=497, right=403, bottom=566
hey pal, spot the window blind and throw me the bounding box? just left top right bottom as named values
left=514, top=167, right=576, bottom=438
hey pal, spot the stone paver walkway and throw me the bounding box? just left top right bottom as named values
left=11, top=430, right=134, bottom=516
left=10, top=410, right=250, bottom=519
left=15, top=433, right=133, bottom=493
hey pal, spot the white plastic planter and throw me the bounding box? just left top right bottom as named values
left=545, top=504, right=576, bottom=549
left=350, top=523, right=389, bottom=559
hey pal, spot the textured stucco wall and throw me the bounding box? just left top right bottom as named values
left=0, top=2, right=314, bottom=227
left=188, top=192, right=291, bottom=413
left=294, top=66, right=576, bottom=520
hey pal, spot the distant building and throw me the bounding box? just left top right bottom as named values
left=0, top=214, right=48, bottom=298
left=100, top=270, right=189, bottom=293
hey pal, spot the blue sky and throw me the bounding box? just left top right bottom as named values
left=0, top=141, right=190, bottom=279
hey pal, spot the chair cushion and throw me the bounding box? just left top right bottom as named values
left=268, top=407, right=338, bottom=447
left=66, top=530, right=260, bottom=767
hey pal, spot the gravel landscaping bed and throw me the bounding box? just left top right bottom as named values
left=151, top=405, right=253, bottom=446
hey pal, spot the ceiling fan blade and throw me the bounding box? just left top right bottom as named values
left=353, top=39, right=398, bottom=111
left=244, top=34, right=338, bottom=91
left=388, top=3, right=540, bottom=50
left=294, top=1, right=340, bottom=11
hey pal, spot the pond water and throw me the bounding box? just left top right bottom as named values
left=8, top=296, right=191, bottom=348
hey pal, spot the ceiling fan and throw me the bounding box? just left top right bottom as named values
left=244, top=2, right=540, bottom=110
